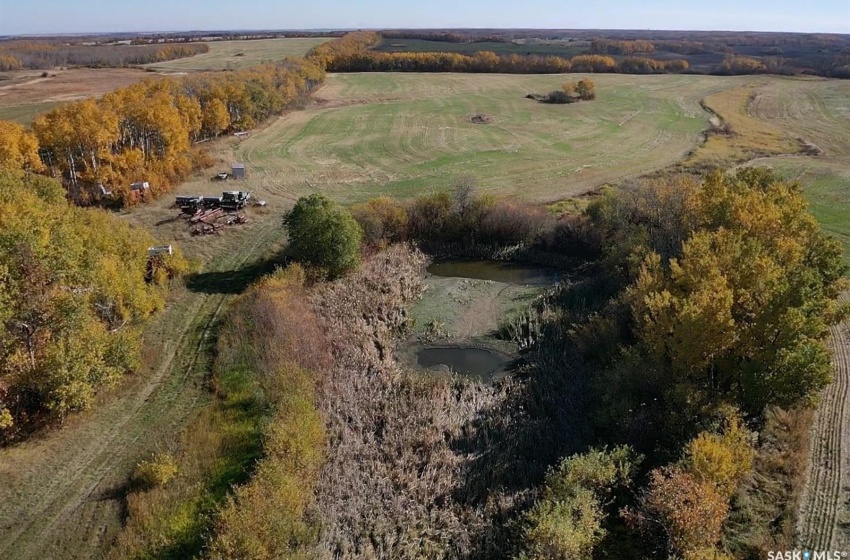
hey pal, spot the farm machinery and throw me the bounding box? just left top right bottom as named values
left=176, top=191, right=252, bottom=214
left=174, top=191, right=254, bottom=235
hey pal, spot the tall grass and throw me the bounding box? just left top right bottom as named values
left=109, top=266, right=329, bottom=560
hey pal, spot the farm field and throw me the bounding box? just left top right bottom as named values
left=220, top=72, right=750, bottom=204
left=0, top=68, right=150, bottom=124
left=144, top=37, right=330, bottom=72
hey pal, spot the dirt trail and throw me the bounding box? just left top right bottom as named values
left=0, top=218, right=283, bottom=560
left=796, top=297, right=850, bottom=551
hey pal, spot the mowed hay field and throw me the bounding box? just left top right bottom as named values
left=144, top=37, right=331, bottom=72
left=228, top=72, right=748, bottom=204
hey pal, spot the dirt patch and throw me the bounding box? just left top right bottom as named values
left=470, top=113, right=493, bottom=124
left=399, top=273, right=544, bottom=379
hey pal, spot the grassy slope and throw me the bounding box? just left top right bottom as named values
left=144, top=38, right=330, bottom=72
left=227, top=72, right=746, bottom=203
left=739, top=78, right=850, bottom=261
left=0, top=101, right=57, bottom=124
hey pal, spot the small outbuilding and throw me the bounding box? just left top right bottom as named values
left=231, top=162, right=246, bottom=180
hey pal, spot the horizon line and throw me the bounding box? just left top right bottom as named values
left=3, top=26, right=850, bottom=38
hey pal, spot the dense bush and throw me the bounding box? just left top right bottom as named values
left=353, top=183, right=556, bottom=253
left=516, top=168, right=844, bottom=558
left=719, top=55, right=768, bottom=75
left=350, top=196, right=409, bottom=247
left=284, top=194, right=363, bottom=279
left=580, top=169, right=846, bottom=429
left=0, top=171, right=185, bottom=436
left=517, top=447, right=640, bottom=560
left=544, top=89, right=572, bottom=104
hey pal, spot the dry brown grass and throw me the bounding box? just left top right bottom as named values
left=144, top=38, right=330, bottom=72
left=688, top=82, right=801, bottom=167
left=309, top=246, right=502, bottom=558
left=0, top=68, right=152, bottom=120
left=724, top=407, right=813, bottom=556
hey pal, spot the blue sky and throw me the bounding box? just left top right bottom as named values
left=1, top=0, right=848, bottom=35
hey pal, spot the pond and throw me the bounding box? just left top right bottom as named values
left=427, top=260, right=559, bottom=286
left=416, top=346, right=511, bottom=382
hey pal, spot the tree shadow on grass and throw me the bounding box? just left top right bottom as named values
left=185, top=253, right=288, bottom=295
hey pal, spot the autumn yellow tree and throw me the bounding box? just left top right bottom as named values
left=624, top=467, right=729, bottom=559
left=617, top=169, right=846, bottom=413
left=684, top=410, right=756, bottom=497
left=0, top=170, right=186, bottom=434
left=0, top=120, right=44, bottom=174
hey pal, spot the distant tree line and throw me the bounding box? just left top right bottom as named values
left=589, top=39, right=655, bottom=55
left=380, top=30, right=512, bottom=44
left=127, top=31, right=344, bottom=45
left=0, top=41, right=209, bottom=70
left=353, top=31, right=850, bottom=78
left=326, top=48, right=690, bottom=74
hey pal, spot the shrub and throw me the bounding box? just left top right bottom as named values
left=544, top=90, right=572, bottom=104
left=576, top=79, right=596, bottom=100
left=132, top=452, right=178, bottom=490
left=350, top=196, right=409, bottom=248
left=518, top=447, right=640, bottom=559
left=684, top=411, right=756, bottom=497
left=624, top=467, right=729, bottom=558
left=284, top=194, right=363, bottom=279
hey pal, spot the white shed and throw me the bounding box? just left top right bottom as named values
left=231, top=163, right=246, bottom=180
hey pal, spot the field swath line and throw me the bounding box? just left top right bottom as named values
left=797, top=299, right=850, bottom=550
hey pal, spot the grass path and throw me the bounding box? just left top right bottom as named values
left=0, top=215, right=286, bottom=559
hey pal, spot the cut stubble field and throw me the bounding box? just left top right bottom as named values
left=0, top=68, right=151, bottom=124
left=144, top=37, right=331, bottom=72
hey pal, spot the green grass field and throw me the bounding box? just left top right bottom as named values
left=0, top=101, right=57, bottom=124
left=144, top=37, right=330, bottom=72
left=227, top=72, right=750, bottom=203
left=137, top=73, right=850, bottom=255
